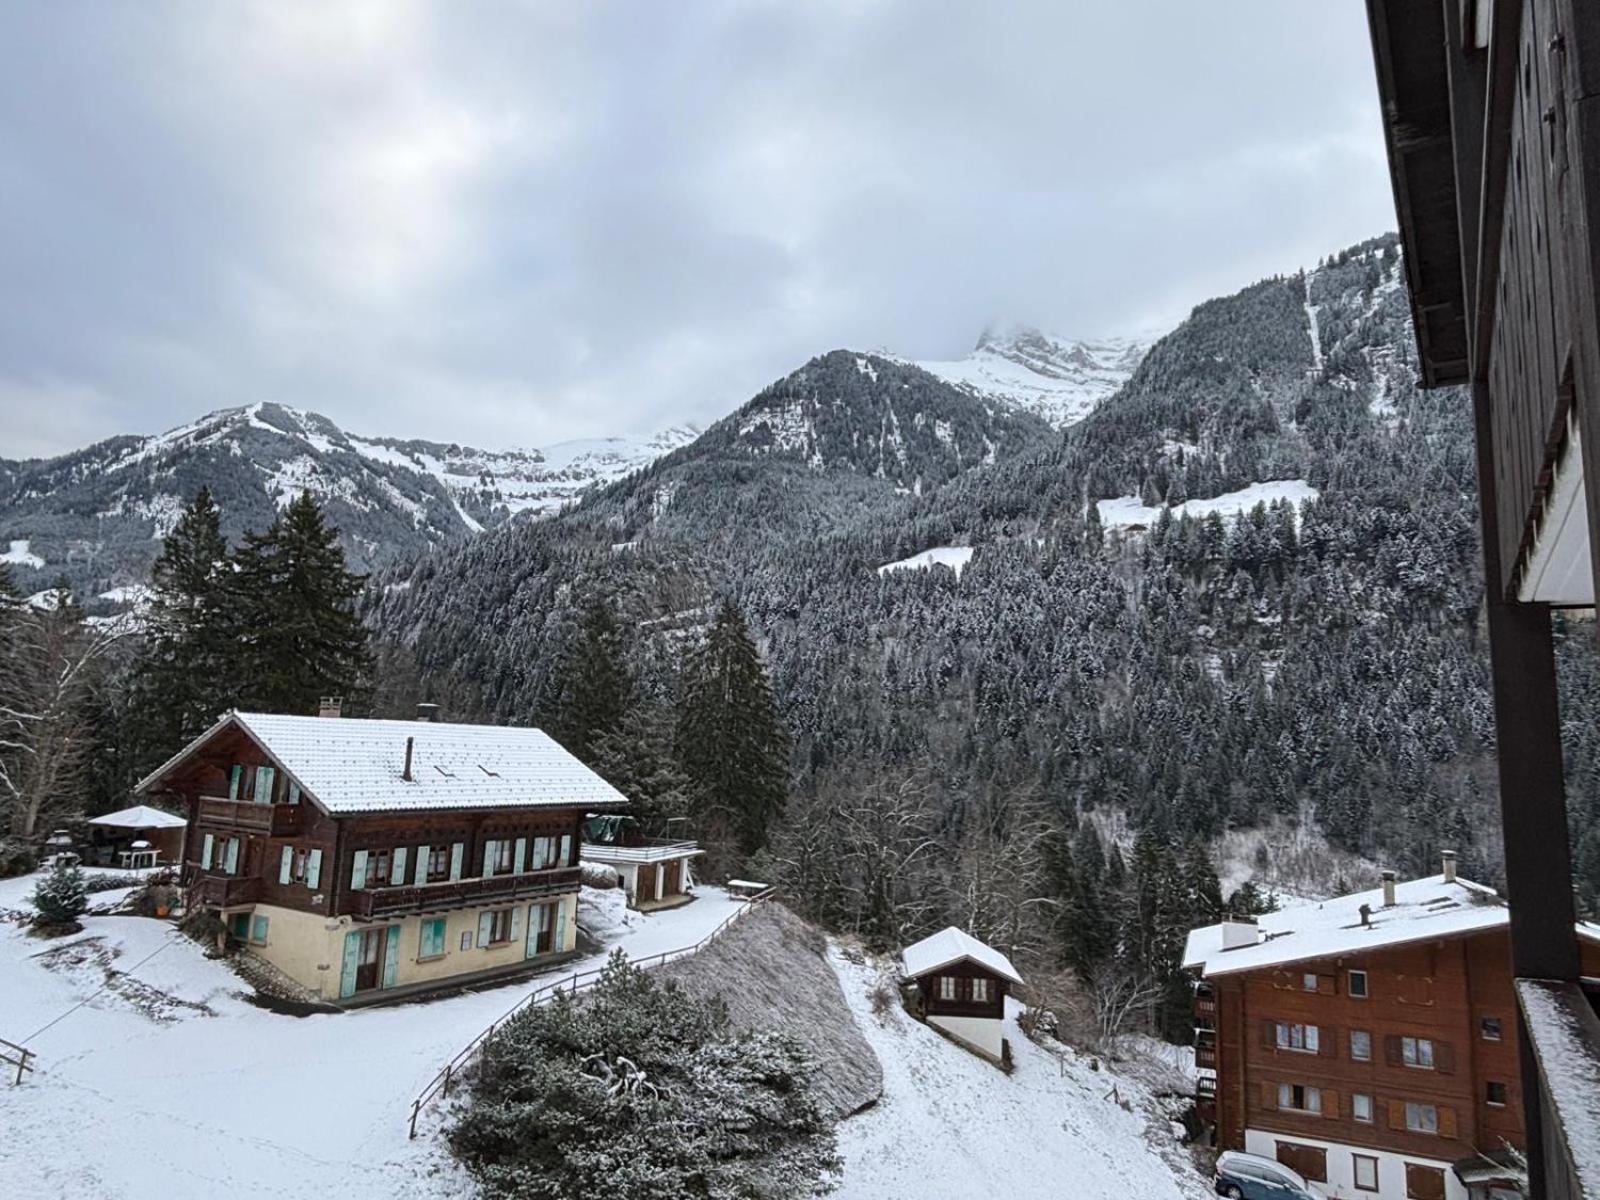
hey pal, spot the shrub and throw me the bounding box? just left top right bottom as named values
left=0, top=837, right=36, bottom=879
left=32, top=861, right=88, bottom=927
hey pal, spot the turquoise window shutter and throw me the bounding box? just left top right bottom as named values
left=279, top=846, right=292, bottom=885
left=559, top=835, right=571, bottom=866
left=449, top=842, right=464, bottom=881
left=481, top=840, right=496, bottom=879
left=509, top=905, right=523, bottom=943
left=307, top=848, right=322, bottom=889
left=390, top=847, right=407, bottom=887
left=202, top=833, right=214, bottom=869
left=251, top=914, right=268, bottom=943
left=228, top=765, right=242, bottom=800
left=287, top=781, right=300, bottom=805
left=350, top=849, right=368, bottom=890
left=525, top=905, right=537, bottom=959
left=477, top=912, right=492, bottom=948
left=339, top=931, right=361, bottom=999
left=555, top=898, right=567, bottom=952
left=254, top=765, right=275, bottom=804
left=513, top=837, right=527, bottom=874
left=223, top=838, right=239, bottom=874
left=420, top=918, right=444, bottom=958
left=414, top=845, right=429, bottom=886
left=382, top=926, right=400, bottom=988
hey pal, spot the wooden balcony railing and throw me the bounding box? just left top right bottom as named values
left=340, top=867, right=582, bottom=920
left=1195, top=1075, right=1217, bottom=1124
left=188, top=873, right=263, bottom=908
left=198, top=797, right=302, bottom=837
left=1193, top=981, right=1216, bottom=1019
left=1194, top=1027, right=1217, bottom=1070
left=1517, top=979, right=1600, bottom=1200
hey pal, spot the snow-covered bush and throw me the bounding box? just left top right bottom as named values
left=450, top=949, right=839, bottom=1198
left=32, top=860, right=88, bottom=927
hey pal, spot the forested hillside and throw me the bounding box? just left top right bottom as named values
left=365, top=234, right=1599, bottom=1026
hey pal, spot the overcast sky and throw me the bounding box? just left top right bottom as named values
left=0, top=2, right=1396, bottom=459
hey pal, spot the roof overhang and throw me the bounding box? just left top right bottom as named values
left=1365, top=0, right=1472, bottom=386
left=901, top=952, right=1024, bottom=988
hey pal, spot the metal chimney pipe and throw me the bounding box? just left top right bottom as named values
left=1441, top=849, right=1457, bottom=883
left=1380, top=869, right=1397, bottom=908
left=403, top=736, right=414, bottom=782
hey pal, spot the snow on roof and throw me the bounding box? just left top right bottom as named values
left=901, top=926, right=1023, bottom=986
left=87, top=804, right=187, bottom=830
left=1184, top=872, right=1600, bottom=976
left=136, top=711, right=631, bottom=816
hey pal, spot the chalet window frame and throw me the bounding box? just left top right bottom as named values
left=1352, top=1092, right=1374, bottom=1123
left=1401, top=1036, right=1435, bottom=1069
left=1352, top=1154, right=1379, bottom=1193
left=491, top=839, right=515, bottom=876
left=487, top=908, right=514, bottom=945
left=427, top=845, right=451, bottom=883
left=364, top=848, right=392, bottom=889
left=1480, top=1015, right=1502, bottom=1041
left=971, top=977, right=991, bottom=1003
left=1275, top=1022, right=1320, bottom=1053
left=1301, top=972, right=1319, bottom=993
left=1277, top=1083, right=1322, bottom=1114
left=938, top=976, right=957, bottom=1001
left=1485, top=1080, right=1508, bottom=1107
left=1404, top=1101, right=1439, bottom=1134
left=1348, top=969, right=1369, bottom=999
left=418, top=918, right=447, bottom=961
left=1350, top=1029, right=1372, bottom=1061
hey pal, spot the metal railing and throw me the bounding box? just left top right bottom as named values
left=406, top=886, right=774, bottom=1138
left=578, top=838, right=703, bottom=864
left=1, top=1037, right=35, bottom=1086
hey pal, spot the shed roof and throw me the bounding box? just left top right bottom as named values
left=87, top=804, right=187, bottom=830
left=901, top=926, right=1023, bottom=986
left=1184, top=872, right=1600, bottom=977
left=135, top=711, right=631, bottom=816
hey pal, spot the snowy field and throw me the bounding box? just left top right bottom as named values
left=877, top=545, right=975, bottom=579
left=1097, top=479, right=1319, bottom=529
left=828, top=948, right=1213, bottom=1200
left=0, top=878, right=741, bottom=1200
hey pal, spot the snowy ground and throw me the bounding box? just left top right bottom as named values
left=1097, top=479, right=1319, bottom=529
left=877, top=545, right=975, bottom=579
left=827, top=947, right=1214, bottom=1200
left=0, top=878, right=742, bottom=1200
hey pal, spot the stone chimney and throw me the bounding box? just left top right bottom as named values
left=1221, top=915, right=1259, bottom=950
left=318, top=695, right=343, bottom=719
left=416, top=702, right=441, bottom=723
left=1381, top=869, right=1398, bottom=907
left=1441, top=849, right=1457, bottom=883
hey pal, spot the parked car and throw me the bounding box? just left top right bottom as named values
left=1214, top=1151, right=1326, bottom=1199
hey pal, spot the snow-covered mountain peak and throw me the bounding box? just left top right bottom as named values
left=915, top=326, right=1159, bottom=428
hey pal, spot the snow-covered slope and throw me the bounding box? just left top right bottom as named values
left=914, top=325, right=1157, bottom=428
left=828, top=947, right=1211, bottom=1200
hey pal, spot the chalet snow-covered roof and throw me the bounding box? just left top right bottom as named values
left=136, top=711, right=631, bottom=816
left=1183, top=872, right=1600, bottom=977
left=901, top=926, right=1023, bottom=986
left=87, top=804, right=187, bottom=830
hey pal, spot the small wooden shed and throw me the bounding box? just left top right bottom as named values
left=901, top=927, right=1024, bottom=1065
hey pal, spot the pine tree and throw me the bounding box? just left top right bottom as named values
left=677, top=600, right=791, bottom=865
left=591, top=702, right=690, bottom=827
left=233, top=491, right=371, bottom=714
left=33, top=859, right=88, bottom=926
left=554, top=597, right=631, bottom=762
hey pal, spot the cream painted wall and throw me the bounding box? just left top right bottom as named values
left=1242, top=1128, right=1470, bottom=1200
left=243, top=891, right=580, bottom=1001
left=928, top=1013, right=1005, bottom=1060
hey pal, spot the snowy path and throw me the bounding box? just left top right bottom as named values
left=827, top=947, right=1214, bottom=1200
left=0, top=882, right=743, bottom=1200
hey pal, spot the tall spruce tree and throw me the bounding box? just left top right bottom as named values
left=553, top=597, right=630, bottom=762
left=591, top=702, right=690, bottom=828
left=677, top=600, right=790, bottom=865
left=234, top=491, right=371, bottom=714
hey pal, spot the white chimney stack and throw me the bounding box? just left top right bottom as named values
left=1381, top=869, right=1398, bottom=907
left=1441, top=850, right=1457, bottom=883
left=1221, top=916, right=1259, bottom=950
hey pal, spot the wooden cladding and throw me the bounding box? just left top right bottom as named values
left=1274, top=1141, right=1328, bottom=1184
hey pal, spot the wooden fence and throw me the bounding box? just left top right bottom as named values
left=1, top=1037, right=35, bottom=1086
left=406, top=888, right=773, bottom=1138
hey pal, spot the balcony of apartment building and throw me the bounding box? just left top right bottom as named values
left=197, top=795, right=304, bottom=838
left=336, top=866, right=582, bottom=920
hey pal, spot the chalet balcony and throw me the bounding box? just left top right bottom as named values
left=578, top=837, right=701, bottom=864
left=1195, top=1075, right=1217, bottom=1125
left=188, top=873, right=263, bottom=908
left=1193, top=981, right=1216, bottom=1021
left=1194, top=1027, right=1216, bottom=1070
left=340, top=866, right=582, bottom=920
left=1517, top=979, right=1600, bottom=1200
left=198, top=797, right=303, bottom=837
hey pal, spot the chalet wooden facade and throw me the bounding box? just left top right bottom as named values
left=134, top=710, right=628, bottom=1004
left=1186, top=865, right=1600, bottom=1200
left=1364, top=4, right=1600, bottom=1195
left=901, top=926, right=1024, bottom=1065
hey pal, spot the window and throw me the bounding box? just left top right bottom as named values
left=1352, top=1154, right=1379, bottom=1192
left=459, top=931, right=473, bottom=952
left=1404, top=1101, right=1439, bottom=1134
left=1275, top=1022, right=1320, bottom=1053
left=486, top=909, right=513, bottom=945
left=364, top=849, right=391, bottom=888
left=938, top=976, right=957, bottom=1001
left=1277, top=1083, right=1321, bottom=1114
left=1302, top=972, right=1319, bottom=993
left=971, top=978, right=990, bottom=1003
left=531, top=902, right=556, bottom=955
left=1348, top=969, right=1369, bottom=998
left=1350, top=1029, right=1372, bottom=1061
left=1352, top=1092, right=1373, bottom=1123
left=428, top=845, right=451, bottom=882
left=530, top=836, right=553, bottom=870
left=249, top=914, right=269, bottom=945
left=1485, top=1081, right=1507, bottom=1107
left=419, top=918, right=447, bottom=960
left=1480, top=1016, right=1502, bottom=1041
left=491, top=839, right=515, bottom=875
left=288, top=848, right=309, bottom=884
left=1401, top=1036, right=1435, bottom=1068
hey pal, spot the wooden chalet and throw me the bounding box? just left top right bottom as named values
left=901, top=926, right=1024, bottom=1066
left=1185, top=860, right=1600, bottom=1200
left=1364, top=2, right=1600, bottom=1195
left=135, top=707, right=628, bottom=1004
